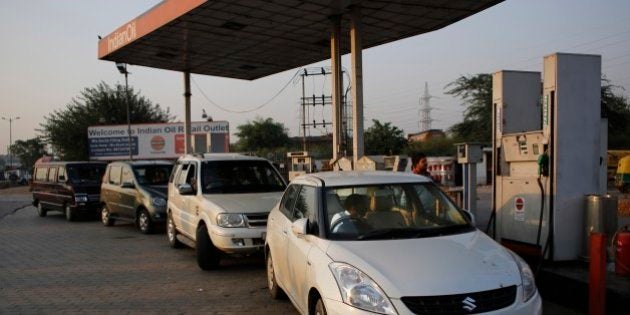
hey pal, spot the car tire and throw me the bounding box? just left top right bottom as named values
left=267, top=252, right=285, bottom=299
left=36, top=202, right=47, bottom=217
left=101, top=205, right=115, bottom=226
left=314, top=297, right=327, bottom=315
left=196, top=224, right=220, bottom=270
left=65, top=204, right=75, bottom=222
left=167, top=212, right=183, bottom=249
left=137, top=209, right=154, bottom=234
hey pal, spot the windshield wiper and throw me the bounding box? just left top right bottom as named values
left=357, top=224, right=474, bottom=240
left=358, top=228, right=421, bottom=240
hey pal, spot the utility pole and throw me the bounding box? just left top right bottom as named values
left=116, top=63, right=133, bottom=160
left=419, top=82, right=434, bottom=131
left=1, top=116, right=20, bottom=169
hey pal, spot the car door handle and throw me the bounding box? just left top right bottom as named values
left=282, top=229, right=288, bottom=235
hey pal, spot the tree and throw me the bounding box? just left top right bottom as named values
left=406, top=137, right=456, bottom=157
left=601, top=81, right=630, bottom=149
left=445, top=74, right=492, bottom=142
left=234, top=117, right=290, bottom=152
left=9, top=138, right=46, bottom=171
left=40, top=82, right=173, bottom=160
left=364, top=119, right=406, bottom=155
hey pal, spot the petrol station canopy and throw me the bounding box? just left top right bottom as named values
left=98, top=0, right=503, bottom=80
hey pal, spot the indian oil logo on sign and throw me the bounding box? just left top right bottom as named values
left=151, top=136, right=165, bottom=152
left=514, top=197, right=525, bottom=222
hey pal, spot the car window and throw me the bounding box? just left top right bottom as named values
left=109, top=166, right=122, bottom=185
left=279, top=185, right=300, bottom=219
left=58, top=167, right=66, bottom=182
left=185, top=163, right=197, bottom=190
left=201, top=160, right=286, bottom=194
left=47, top=167, right=57, bottom=182
left=67, top=165, right=105, bottom=183
left=174, top=163, right=189, bottom=186
left=122, top=167, right=134, bottom=185
left=35, top=167, right=48, bottom=181
left=133, top=164, right=173, bottom=185
left=326, top=183, right=472, bottom=240
left=292, top=185, right=317, bottom=224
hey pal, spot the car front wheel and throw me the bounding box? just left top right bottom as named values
left=101, top=205, right=115, bottom=226
left=167, top=212, right=183, bottom=248
left=65, top=204, right=75, bottom=221
left=36, top=202, right=47, bottom=217
left=196, top=224, right=220, bottom=270
left=137, top=209, right=153, bottom=234
left=314, top=297, right=327, bottom=315
left=267, top=252, right=285, bottom=299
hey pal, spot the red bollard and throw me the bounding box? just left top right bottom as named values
left=589, top=233, right=606, bottom=315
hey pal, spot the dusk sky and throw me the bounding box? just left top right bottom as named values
left=1, top=0, right=629, bottom=155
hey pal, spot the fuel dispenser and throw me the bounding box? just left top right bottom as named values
left=493, top=53, right=605, bottom=261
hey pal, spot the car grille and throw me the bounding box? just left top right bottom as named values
left=245, top=213, right=268, bottom=228
left=401, top=285, right=517, bottom=314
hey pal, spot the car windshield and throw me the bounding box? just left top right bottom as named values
left=133, top=164, right=173, bottom=185
left=201, top=160, right=286, bottom=194
left=325, top=183, right=473, bottom=240
left=67, top=165, right=105, bottom=183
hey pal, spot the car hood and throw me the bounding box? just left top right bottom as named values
left=202, top=192, right=282, bottom=214
left=142, top=185, right=167, bottom=198
left=325, top=230, right=521, bottom=298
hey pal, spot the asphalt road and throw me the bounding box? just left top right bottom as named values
left=0, top=185, right=582, bottom=314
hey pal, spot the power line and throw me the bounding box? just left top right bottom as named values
left=191, top=70, right=300, bottom=114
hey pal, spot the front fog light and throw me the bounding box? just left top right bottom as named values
left=329, top=262, right=397, bottom=315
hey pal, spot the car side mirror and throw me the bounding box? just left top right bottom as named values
left=462, top=209, right=476, bottom=226
left=121, top=182, right=135, bottom=189
left=291, top=218, right=309, bottom=237
left=178, top=183, right=195, bottom=195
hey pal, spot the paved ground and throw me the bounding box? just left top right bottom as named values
left=0, top=186, right=296, bottom=314
left=0, top=185, right=582, bottom=314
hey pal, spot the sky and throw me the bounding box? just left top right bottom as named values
left=1, top=0, right=630, bottom=155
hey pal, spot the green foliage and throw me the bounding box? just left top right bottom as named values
left=364, top=119, right=407, bottom=155
left=445, top=74, right=492, bottom=142
left=40, top=82, right=173, bottom=160
left=406, top=137, right=456, bottom=157
left=234, top=117, right=290, bottom=153
left=9, top=138, right=46, bottom=171
left=601, top=81, right=630, bottom=149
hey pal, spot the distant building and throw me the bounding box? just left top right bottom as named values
left=407, top=129, right=446, bottom=142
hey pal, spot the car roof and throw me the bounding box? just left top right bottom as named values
left=111, top=160, right=173, bottom=166
left=295, top=171, right=431, bottom=187
left=179, top=153, right=270, bottom=162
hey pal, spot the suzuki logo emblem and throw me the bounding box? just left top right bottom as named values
left=462, top=297, right=477, bottom=312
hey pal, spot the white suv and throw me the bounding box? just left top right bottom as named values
left=167, top=153, right=287, bottom=270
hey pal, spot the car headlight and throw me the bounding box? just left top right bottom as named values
left=75, top=195, right=88, bottom=203
left=508, top=250, right=537, bottom=302
left=151, top=197, right=166, bottom=207
left=329, top=262, right=397, bottom=315
left=216, top=213, right=246, bottom=228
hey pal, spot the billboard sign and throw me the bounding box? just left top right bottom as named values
left=88, top=121, right=229, bottom=160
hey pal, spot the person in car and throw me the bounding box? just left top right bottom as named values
left=330, top=194, right=370, bottom=233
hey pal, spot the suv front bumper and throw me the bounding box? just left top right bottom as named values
left=208, top=225, right=266, bottom=254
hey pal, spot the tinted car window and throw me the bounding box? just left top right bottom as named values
left=201, top=160, right=286, bottom=194
left=47, top=167, right=57, bottom=182
left=58, top=167, right=66, bottom=182
left=293, top=185, right=316, bottom=223
left=67, top=165, right=105, bottom=183
left=133, top=164, right=173, bottom=186
left=280, top=185, right=300, bottom=218
left=35, top=167, right=48, bottom=181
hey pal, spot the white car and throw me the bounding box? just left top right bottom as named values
left=265, top=171, right=542, bottom=315
left=167, top=153, right=286, bottom=270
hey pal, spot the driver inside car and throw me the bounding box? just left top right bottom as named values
left=330, top=194, right=370, bottom=234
